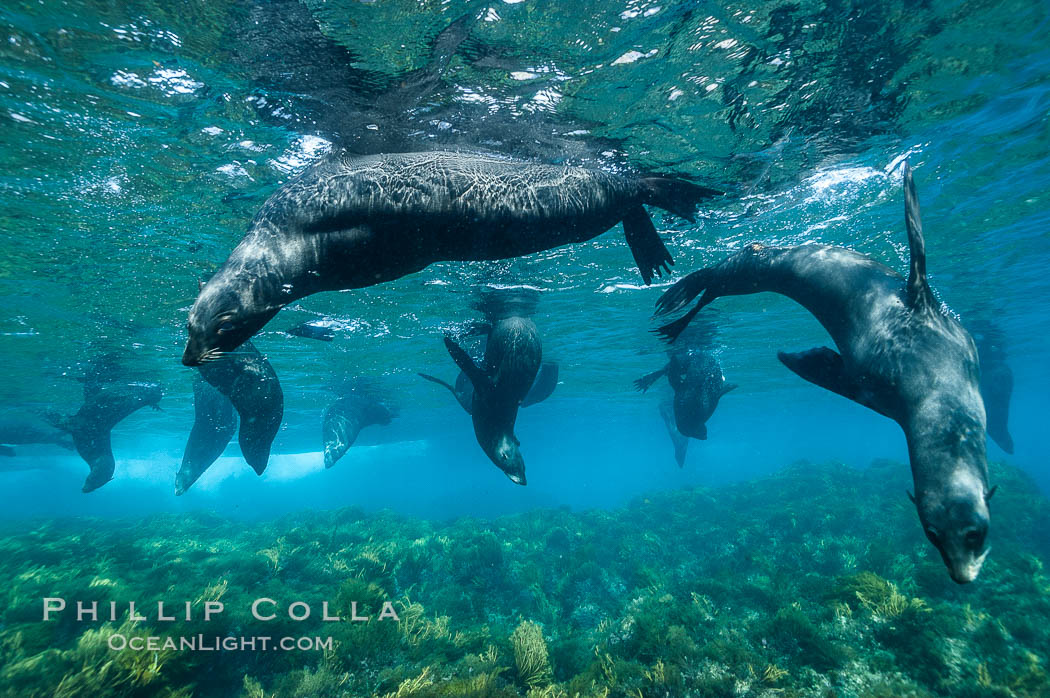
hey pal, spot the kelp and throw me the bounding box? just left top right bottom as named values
left=0, top=459, right=1047, bottom=697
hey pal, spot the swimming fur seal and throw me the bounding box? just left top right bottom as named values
left=419, top=361, right=558, bottom=413
left=0, top=416, right=75, bottom=456
left=442, top=315, right=542, bottom=485
left=286, top=320, right=336, bottom=342
left=659, top=401, right=690, bottom=468
left=973, top=325, right=1014, bottom=454
left=635, top=348, right=736, bottom=440
left=322, top=387, right=397, bottom=468
left=182, top=150, right=719, bottom=366
left=175, top=376, right=238, bottom=495
left=654, top=163, right=993, bottom=584
left=197, top=340, right=283, bottom=475
left=55, top=381, right=164, bottom=492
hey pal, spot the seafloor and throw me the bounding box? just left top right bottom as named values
left=0, top=460, right=1047, bottom=698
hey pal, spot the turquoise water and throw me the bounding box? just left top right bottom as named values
left=1, top=1, right=1050, bottom=695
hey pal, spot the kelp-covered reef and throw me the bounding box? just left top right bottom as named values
left=1, top=460, right=1047, bottom=698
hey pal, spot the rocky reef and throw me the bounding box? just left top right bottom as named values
left=0, top=459, right=1047, bottom=697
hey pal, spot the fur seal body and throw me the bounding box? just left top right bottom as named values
left=58, top=382, right=163, bottom=492
left=654, top=163, right=992, bottom=583
left=197, top=340, right=283, bottom=475
left=176, top=376, right=238, bottom=495
left=635, top=349, right=736, bottom=440
left=322, top=390, right=396, bottom=468
left=442, top=315, right=542, bottom=485
left=183, top=151, right=718, bottom=366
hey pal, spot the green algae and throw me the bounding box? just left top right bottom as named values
left=0, top=459, right=1047, bottom=698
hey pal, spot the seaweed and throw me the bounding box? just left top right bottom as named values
left=0, top=460, right=1046, bottom=697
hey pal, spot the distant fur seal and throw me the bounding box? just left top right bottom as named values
left=286, top=320, right=336, bottom=342
left=973, top=325, right=1014, bottom=454
left=55, top=382, right=164, bottom=492
left=182, top=150, right=718, bottom=366
left=420, top=361, right=558, bottom=413
left=175, top=376, right=238, bottom=495
left=442, top=316, right=542, bottom=485
left=659, top=401, right=690, bottom=467
left=635, top=348, right=736, bottom=440
left=0, top=416, right=75, bottom=456
left=197, top=340, right=283, bottom=475
left=654, top=163, right=993, bottom=584
left=322, top=386, right=397, bottom=468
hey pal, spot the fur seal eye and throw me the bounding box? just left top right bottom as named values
left=217, top=321, right=235, bottom=334
left=964, top=529, right=984, bottom=548
left=924, top=526, right=940, bottom=544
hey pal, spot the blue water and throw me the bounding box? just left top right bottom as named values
left=0, top=0, right=1048, bottom=517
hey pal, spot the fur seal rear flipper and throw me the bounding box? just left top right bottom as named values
left=176, top=376, right=238, bottom=495
left=654, top=162, right=993, bottom=584
left=0, top=416, right=75, bottom=455
left=183, top=151, right=720, bottom=366
left=197, top=340, right=283, bottom=475
left=54, top=382, right=164, bottom=492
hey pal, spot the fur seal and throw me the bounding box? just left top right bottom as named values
left=175, top=376, right=238, bottom=495
left=55, top=381, right=164, bottom=492
left=654, top=163, right=993, bottom=584
left=420, top=361, right=558, bottom=414
left=0, top=416, right=75, bottom=456
left=182, top=150, right=719, bottom=366
left=442, top=315, right=542, bottom=485
left=322, top=385, right=397, bottom=468
left=286, top=320, right=335, bottom=342
left=635, top=348, right=736, bottom=440
left=973, top=325, right=1014, bottom=454
left=197, top=340, right=283, bottom=475
left=659, top=401, right=690, bottom=468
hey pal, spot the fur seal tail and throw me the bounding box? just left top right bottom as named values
left=641, top=178, right=722, bottom=223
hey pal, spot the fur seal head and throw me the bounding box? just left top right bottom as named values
left=183, top=273, right=282, bottom=367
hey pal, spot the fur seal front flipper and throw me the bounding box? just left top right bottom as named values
left=198, top=340, right=283, bottom=475
left=322, top=392, right=396, bottom=468
left=653, top=162, right=993, bottom=584
left=777, top=347, right=894, bottom=420
left=176, top=376, right=238, bottom=495
left=973, top=325, right=1014, bottom=454
left=521, top=362, right=559, bottom=407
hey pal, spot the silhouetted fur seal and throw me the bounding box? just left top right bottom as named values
left=635, top=348, right=736, bottom=440
left=654, top=163, right=993, bottom=584
left=286, top=320, right=335, bottom=342
left=442, top=315, right=541, bottom=485
left=197, top=340, right=283, bottom=475
left=322, top=387, right=397, bottom=469
left=973, top=325, right=1014, bottom=454
left=55, top=382, right=163, bottom=492
left=0, top=416, right=74, bottom=456
left=182, top=151, right=719, bottom=366
left=420, top=361, right=558, bottom=414
left=175, top=376, right=238, bottom=495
